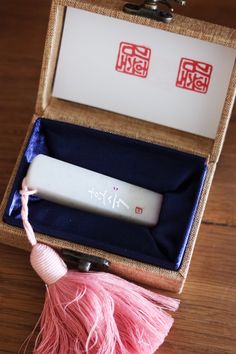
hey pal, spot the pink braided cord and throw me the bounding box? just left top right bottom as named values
left=20, top=177, right=68, bottom=285
left=20, top=177, right=37, bottom=247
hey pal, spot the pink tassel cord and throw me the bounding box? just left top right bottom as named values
left=20, top=178, right=180, bottom=354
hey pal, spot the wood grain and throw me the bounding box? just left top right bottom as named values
left=0, top=1, right=236, bottom=353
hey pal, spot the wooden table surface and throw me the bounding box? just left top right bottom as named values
left=0, top=1, right=235, bottom=353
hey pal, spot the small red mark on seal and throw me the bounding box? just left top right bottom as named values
left=116, top=42, right=151, bottom=78
left=176, top=58, right=213, bottom=94
left=135, top=207, right=143, bottom=215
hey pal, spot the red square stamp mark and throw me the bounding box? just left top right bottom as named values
left=135, top=207, right=143, bottom=215
left=116, top=42, right=151, bottom=78
left=176, top=58, right=213, bottom=94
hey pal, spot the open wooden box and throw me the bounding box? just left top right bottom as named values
left=0, top=0, right=235, bottom=293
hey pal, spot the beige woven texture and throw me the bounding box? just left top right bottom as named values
left=0, top=0, right=235, bottom=293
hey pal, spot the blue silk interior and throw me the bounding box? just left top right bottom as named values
left=4, top=118, right=207, bottom=270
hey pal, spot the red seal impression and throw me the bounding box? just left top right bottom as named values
left=116, top=42, right=151, bottom=78
left=176, top=58, right=213, bottom=94
left=135, top=207, right=143, bottom=215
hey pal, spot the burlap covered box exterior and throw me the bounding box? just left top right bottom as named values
left=0, top=0, right=235, bottom=293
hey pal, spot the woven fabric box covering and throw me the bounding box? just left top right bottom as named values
left=0, top=0, right=235, bottom=293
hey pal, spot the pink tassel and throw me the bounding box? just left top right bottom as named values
left=20, top=178, right=179, bottom=354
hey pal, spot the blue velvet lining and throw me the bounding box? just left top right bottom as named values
left=4, top=118, right=207, bottom=270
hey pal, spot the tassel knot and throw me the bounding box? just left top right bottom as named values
left=30, top=244, right=67, bottom=285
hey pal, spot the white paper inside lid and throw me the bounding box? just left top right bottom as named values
left=52, top=7, right=236, bottom=139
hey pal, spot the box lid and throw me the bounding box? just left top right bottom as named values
left=36, top=0, right=236, bottom=162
